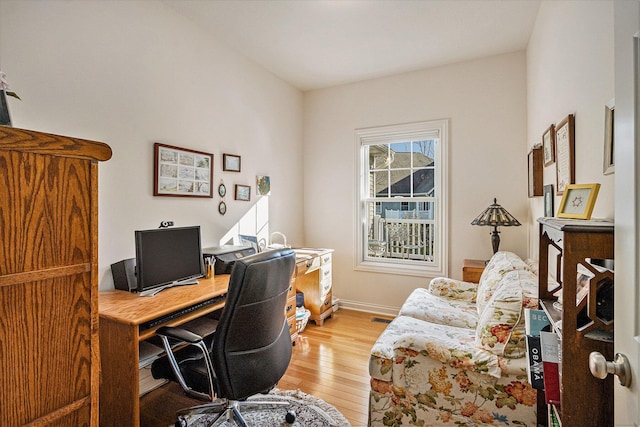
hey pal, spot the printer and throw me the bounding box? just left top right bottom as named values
left=203, top=245, right=256, bottom=275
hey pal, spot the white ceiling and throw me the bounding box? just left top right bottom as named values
left=164, top=0, right=541, bottom=91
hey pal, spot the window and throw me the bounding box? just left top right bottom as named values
left=355, top=120, right=448, bottom=277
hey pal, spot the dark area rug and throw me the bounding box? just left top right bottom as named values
left=181, top=389, right=351, bottom=427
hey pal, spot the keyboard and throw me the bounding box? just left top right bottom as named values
left=140, top=294, right=226, bottom=331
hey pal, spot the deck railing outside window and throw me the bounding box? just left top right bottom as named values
left=368, top=218, right=435, bottom=262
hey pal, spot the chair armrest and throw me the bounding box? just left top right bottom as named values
left=154, top=326, right=216, bottom=401
left=428, top=277, right=479, bottom=301
left=156, top=326, right=203, bottom=344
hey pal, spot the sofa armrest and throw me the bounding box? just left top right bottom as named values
left=428, top=277, right=478, bottom=301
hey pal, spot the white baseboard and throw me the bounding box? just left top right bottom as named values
left=336, top=298, right=399, bottom=317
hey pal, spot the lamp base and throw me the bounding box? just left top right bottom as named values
left=491, top=227, right=500, bottom=254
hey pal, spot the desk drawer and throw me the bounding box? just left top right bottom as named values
left=296, top=256, right=321, bottom=275
left=320, top=253, right=332, bottom=265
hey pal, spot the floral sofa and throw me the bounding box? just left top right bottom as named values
left=369, top=251, right=539, bottom=426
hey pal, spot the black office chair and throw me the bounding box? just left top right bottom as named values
left=151, top=248, right=297, bottom=427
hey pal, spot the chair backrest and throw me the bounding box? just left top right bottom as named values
left=212, top=248, right=296, bottom=400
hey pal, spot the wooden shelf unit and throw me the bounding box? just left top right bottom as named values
left=0, top=127, right=111, bottom=426
left=537, top=217, right=614, bottom=427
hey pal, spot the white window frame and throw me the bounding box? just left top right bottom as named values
left=354, top=119, right=448, bottom=277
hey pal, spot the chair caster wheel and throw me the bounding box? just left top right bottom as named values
left=175, top=415, right=188, bottom=427
left=285, top=410, right=296, bottom=423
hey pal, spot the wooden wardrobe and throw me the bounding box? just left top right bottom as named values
left=0, top=127, right=111, bottom=426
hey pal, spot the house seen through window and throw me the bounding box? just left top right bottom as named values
left=355, top=120, right=448, bottom=276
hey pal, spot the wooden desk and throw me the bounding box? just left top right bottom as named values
left=99, top=275, right=229, bottom=427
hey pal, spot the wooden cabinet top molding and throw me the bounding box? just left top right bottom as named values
left=0, top=126, right=112, bottom=161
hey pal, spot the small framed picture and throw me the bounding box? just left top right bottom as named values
left=557, top=183, right=600, bottom=220
left=218, top=182, right=227, bottom=197
left=218, top=201, right=227, bottom=215
left=555, top=114, right=575, bottom=195
left=154, top=143, right=213, bottom=198
left=544, top=184, right=554, bottom=217
left=223, top=154, right=241, bottom=172
left=235, top=184, right=251, bottom=201
left=542, top=124, right=555, bottom=166
left=603, top=98, right=615, bottom=175
left=257, top=175, right=271, bottom=195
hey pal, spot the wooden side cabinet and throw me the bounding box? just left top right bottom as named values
left=462, top=259, right=486, bottom=283
left=537, top=217, right=614, bottom=427
left=0, top=127, right=111, bottom=426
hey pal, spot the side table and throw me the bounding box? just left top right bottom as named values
left=462, top=259, right=486, bottom=283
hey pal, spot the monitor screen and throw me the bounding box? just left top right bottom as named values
left=134, top=226, right=204, bottom=293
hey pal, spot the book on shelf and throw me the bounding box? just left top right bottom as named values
left=540, top=327, right=561, bottom=405
left=524, top=308, right=550, bottom=390
left=525, top=308, right=550, bottom=335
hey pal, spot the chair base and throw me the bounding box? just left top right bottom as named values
left=175, top=398, right=292, bottom=427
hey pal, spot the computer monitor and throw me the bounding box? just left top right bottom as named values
left=134, top=226, right=204, bottom=296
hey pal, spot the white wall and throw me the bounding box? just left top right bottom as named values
left=0, top=0, right=304, bottom=290
left=303, top=52, right=528, bottom=313
left=526, top=1, right=614, bottom=257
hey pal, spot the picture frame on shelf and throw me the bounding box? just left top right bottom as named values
left=153, top=143, right=213, bottom=198
left=223, top=153, right=241, bottom=172
left=555, top=114, right=575, bottom=195
left=542, top=124, right=555, bottom=166
left=603, top=98, right=615, bottom=175
left=557, top=183, right=600, bottom=220
left=235, top=184, right=251, bottom=201
left=544, top=184, right=554, bottom=217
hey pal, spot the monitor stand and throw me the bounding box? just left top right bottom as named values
left=139, top=279, right=200, bottom=297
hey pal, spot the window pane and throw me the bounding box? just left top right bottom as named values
left=412, top=140, right=436, bottom=167
left=366, top=201, right=435, bottom=262
left=412, top=168, right=434, bottom=197
left=370, top=170, right=389, bottom=197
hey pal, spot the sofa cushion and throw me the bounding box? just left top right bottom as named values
left=428, top=277, right=478, bottom=301
left=476, top=251, right=531, bottom=316
left=369, top=315, right=503, bottom=381
left=475, top=269, right=539, bottom=358
left=399, top=287, right=478, bottom=329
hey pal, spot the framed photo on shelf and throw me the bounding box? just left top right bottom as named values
left=555, top=114, right=575, bottom=195
left=557, top=183, right=600, bottom=220
left=235, top=184, right=251, bottom=201
left=223, top=154, right=241, bottom=172
left=542, top=124, right=555, bottom=166
left=153, top=143, right=213, bottom=198
left=544, top=184, right=554, bottom=217
left=603, top=98, right=615, bottom=175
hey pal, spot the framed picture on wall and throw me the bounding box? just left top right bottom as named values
left=542, top=124, right=555, bottom=166
left=555, top=114, right=575, bottom=195
left=223, top=154, right=241, bottom=172
left=235, top=184, right=251, bottom=201
left=603, top=98, right=615, bottom=175
left=544, top=184, right=554, bottom=217
left=153, top=143, right=213, bottom=198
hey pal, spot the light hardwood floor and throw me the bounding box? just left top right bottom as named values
left=139, top=309, right=392, bottom=426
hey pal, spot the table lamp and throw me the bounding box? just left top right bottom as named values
left=471, top=198, right=521, bottom=254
